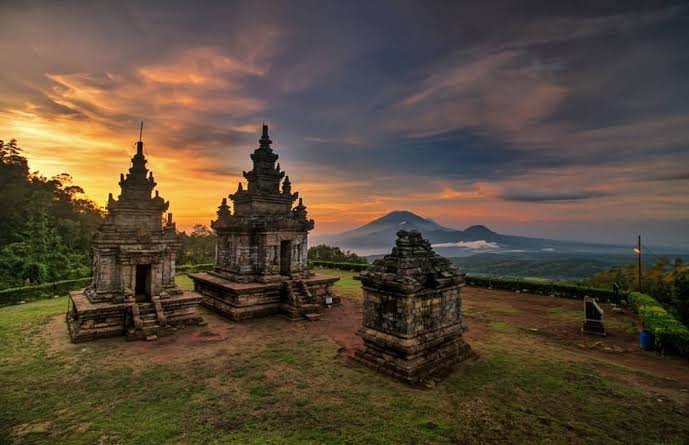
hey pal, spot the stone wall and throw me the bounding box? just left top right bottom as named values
left=215, top=231, right=309, bottom=281
left=361, top=287, right=462, bottom=338
left=110, top=212, right=162, bottom=232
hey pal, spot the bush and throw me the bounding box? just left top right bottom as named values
left=628, top=291, right=689, bottom=356
left=465, top=275, right=621, bottom=302
left=176, top=263, right=214, bottom=274
left=308, top=245, right=368, bottom=264
left=0, top=277, right=91, bottom=305
left=309, top=260, right=369, bottom=272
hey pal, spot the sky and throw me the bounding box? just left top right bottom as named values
left=1, top=0, right=688, bottom=246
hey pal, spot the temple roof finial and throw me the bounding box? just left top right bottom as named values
left=260, top=122, right=272, bottom=147
left=282, top=175, right=292, bottom=195
left=136, top=121, right=144, bottom=155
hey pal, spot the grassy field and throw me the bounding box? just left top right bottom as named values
left=1, top=271, right=688, bottom=444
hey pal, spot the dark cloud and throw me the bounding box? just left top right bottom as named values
left=646, top=170, right=689, bottom=181
left=156, top=123, right=253, bottom=155
left=287, top=129, right=566, bottom=182
left=190, top=166, right=242, bottom=178
left=499, top=190, right=610, bottom=202
left=1, top=0, right=688, bottom=243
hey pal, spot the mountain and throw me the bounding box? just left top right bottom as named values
left=330, top=210, right=453, bottom=251
left=333, top=210, right=450, bottom=242
left=325, top=210, right=674, bottom=257
left=329, top=210, right=518, bottom=252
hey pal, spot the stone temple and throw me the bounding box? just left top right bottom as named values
left=190, top=124, right=339, bottom=320
left=354, top=230, right=473, bottom=384
left=67, top=130, right=204, bottom=342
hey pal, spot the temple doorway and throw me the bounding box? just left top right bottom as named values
left=280, top=241, right=292, bottom=276
left=135, top=264, right=152, bottom=302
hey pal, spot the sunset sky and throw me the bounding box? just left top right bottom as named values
left=1, top=1, right=688, bottom=246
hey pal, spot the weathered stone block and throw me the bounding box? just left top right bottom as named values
left=353, top=230, right=475, bottom=385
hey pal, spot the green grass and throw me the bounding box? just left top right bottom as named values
left=176, top=274, right=194, bottom=291
left=488, top=321, right=517, bottom=333
left=605, top=317, right=639, bottom=336
left=1, top=278, right=688, bottom=444
left=314, top=267, right=362, bottom=301
left=548, top=307, right=580, bottom=321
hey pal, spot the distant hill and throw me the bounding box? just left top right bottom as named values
left=451, top=252, right=633, bottom=281
left=325, top=210, right=677, bottom=257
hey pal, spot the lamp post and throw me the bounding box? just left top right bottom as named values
left=633, top=235, right=641, bottom=292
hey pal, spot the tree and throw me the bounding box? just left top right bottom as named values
left=671, top=265, right=689, bottom=326
left=0, top=139, right=31, bottom=246
left=177, top=225, right=216, bottom=265
left=0, top=139, right=103, bottom=288
left=307, top=244, right=368, bottom=264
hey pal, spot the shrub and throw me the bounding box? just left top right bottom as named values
left=464, top=275, right=621, bottom=302
left=307, top=245, right=368, bottom=264
left=176, top=263, right=214, bottom=274
left=0, top=277, right=91, bottom=305
left=628, top=291, right=689, bottom=356
left=309, top=260, right=368, bottom=272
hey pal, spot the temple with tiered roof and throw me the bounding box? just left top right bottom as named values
left=190, top=124, right=339, bottom=320
left=67, top=125, right=204, bottom=342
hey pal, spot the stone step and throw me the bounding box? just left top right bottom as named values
left=142, top=326, right=160, bottom=336
left=301, top=303, right=321, bottom=313
left=304, top=313, right=323, bottom=321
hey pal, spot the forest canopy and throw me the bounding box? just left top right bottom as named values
left=0, top=138, right=219, bottom=291
left=0, top=139, right=104, bottom=289
left=307, top=244, right=368, bottom=264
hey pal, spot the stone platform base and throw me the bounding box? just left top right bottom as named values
left=188, top=272, right=339, bottom=321
left=67, top=290, right=204, bottom=343
left=353, top=324, right=475, bottom=385
left=582, top=320, right=606, bottom=336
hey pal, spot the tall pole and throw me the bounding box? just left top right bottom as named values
left=637, top=234, right=642, bottom=292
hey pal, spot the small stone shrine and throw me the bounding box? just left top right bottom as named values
left=582, top=296, right=606, bottom=336
left=190, top=124, right=338, bottom=320
left=67, top=126, right=204, bottom=342
left=354, top=230, right=474, bottom=385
